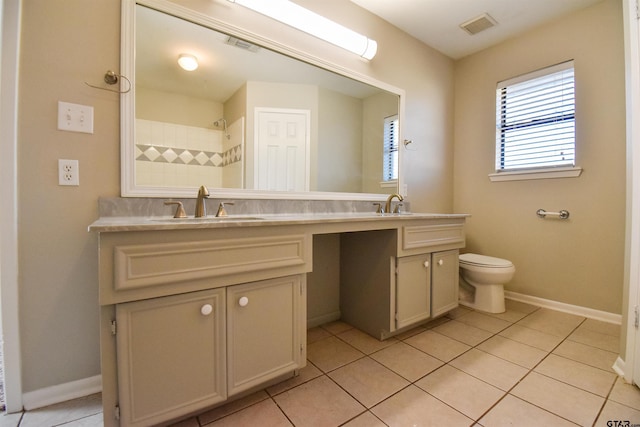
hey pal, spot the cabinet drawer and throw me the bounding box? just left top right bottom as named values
left=114, top=234, right=309, bottom=293
left=401, top=223, right=465, bottom=254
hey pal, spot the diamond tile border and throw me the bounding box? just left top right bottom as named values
left=136, top=144, right=242, bottom=167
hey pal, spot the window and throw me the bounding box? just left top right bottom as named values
left=493, top=61, right=580, bottom=181
left=383, top=115, right=398, bottom=181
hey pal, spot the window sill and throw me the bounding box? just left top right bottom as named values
left=488, top=166, right=582, bottom=182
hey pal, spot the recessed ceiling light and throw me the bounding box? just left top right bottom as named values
left=177, top=54, right=198, bottom=71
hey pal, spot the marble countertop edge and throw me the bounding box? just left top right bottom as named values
left=88, top=212, right=470, bottom=232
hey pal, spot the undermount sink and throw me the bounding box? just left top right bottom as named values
left=153, top=216, right=264, bottom=222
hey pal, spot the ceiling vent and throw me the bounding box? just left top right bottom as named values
left=225, top=36, right=261, bottom=52
left=460, top=13, right=497, bottom=35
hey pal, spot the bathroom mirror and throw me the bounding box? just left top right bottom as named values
left=121, top=0, right=404, bottom=199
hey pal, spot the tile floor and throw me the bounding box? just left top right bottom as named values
left=3, top=300, right=640, bottom=426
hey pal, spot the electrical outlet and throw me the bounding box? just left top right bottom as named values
left=58, top=159, right=79, bottom=186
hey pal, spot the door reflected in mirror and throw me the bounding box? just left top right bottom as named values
left=124, top=1, right=402, bottom=199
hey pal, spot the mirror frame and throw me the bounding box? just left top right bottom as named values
left=121, top=0, right=405, bottom=200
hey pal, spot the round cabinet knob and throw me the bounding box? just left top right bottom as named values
left=238, top=296, right=249, bottom=307
left=200, top=304, right=213, bottom=316
left=423, top=261, right=429, bottom=268
left=438, top=259, right=444, bottom=266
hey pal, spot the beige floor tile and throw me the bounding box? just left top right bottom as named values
left=553, top=340, right=618, bottom=371
left=608, top=376, right=640, bottom=410
left=433, top=319, right=494, bottom=346
left=321, top=320, right=353, bottom=335
left=370, top=341, right=444, bottom=382
left=266, top=362, right=323, bottom=396
left=477, top=335, right=548, bottom=369
left=199, top=391, right=270, bottom=424
left=504, top=299, right=540, bottom=314
left=511, top=372, right=604, bottom=425
left=446, top=306, right=473, bottom=319
left=307, top=326, right=332, bottom=344
left=405, top=330, right=471, bottom=362
left=479, top=394, right=576, bottom=427
left=329, top=357, right=410, bottom=408
left=567, top=327, right=620, bottom=353
left=307, top=335, right=365, bottom=372
left=0, top=412, right=22, bottom=427
left=499, top=324, right=564, bottom=352
left=371, top=385, right=472, bottom=426
left=485, top=308, right=530, bottom=323
left=416, top=365, right=505, bottom=419
left=595, top=400, right=640, bottom=427
left=422, top=316, right=451, bottom=330
left=455, top=311, right=512, bottom=333
left=449, top=348, right=528, bottom=391
left=206, top=398, right=292, bottom=427
left=57, top=413, right=105, bottom=427
left=515, top=308, right=585, bottom=338
left=580, top=318, right=621, bottom=337
left=337, top=328, right=398, bottom=354
left=534, top=354, right=616, bottom=397
left=273, top=375, right=365, bottom=426
left=392, top=324, right=428, bottom=340
left=342, top=411, right=386, bottom=427
left=18, top=394, right=103, bottom=427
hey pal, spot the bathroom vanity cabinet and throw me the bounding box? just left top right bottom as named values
left=97, top=227, right=309, bottom=427
left=340, top=224, right=463, bottom=340
left=91, top=213, right=465, bottom=426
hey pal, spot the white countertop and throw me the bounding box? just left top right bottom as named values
left=88, top=212, right=469, bottom=232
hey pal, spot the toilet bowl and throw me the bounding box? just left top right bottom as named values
left=458, top=253, right=515, bottom=314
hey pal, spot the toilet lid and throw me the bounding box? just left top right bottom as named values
left=459, top=253, right=513, bottom=268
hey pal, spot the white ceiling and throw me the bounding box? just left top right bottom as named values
left=350, top=0, right=604, bottom=59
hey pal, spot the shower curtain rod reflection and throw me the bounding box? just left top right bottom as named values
left=214, top=118, right=230, bottom=140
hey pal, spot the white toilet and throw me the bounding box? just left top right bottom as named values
left=458, top=253, right=515, bottom=314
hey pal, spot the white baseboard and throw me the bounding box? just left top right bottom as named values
left=22, top=375, right=102, bottom=411
left=505, top=291, right=622, bottom=325
left=613, top=356, right=626, bottom=377
left=307, top=311, right=341, bottom=329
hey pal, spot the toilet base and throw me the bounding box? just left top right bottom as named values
left=458, top=279, right=506, bottom=314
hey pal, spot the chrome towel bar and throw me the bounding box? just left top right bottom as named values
left=536, top=209, right=570, bottom=219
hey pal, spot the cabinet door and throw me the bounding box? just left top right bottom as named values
left=116, top=289, right=226, bottom=427
left=227, top=275, right=305, bottom=396
left=396, top=254, right=431, bottom=329
left=432, top=250, right=459, bottom=317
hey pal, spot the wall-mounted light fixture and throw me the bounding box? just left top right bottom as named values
left=227, top=0, right=377, bottom=60
left=177, top=54, right=199, bottom=71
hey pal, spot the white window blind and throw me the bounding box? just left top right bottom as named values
left=383, top=115, right=398, bottom=181
left=496, top=61, right=575, bottom=172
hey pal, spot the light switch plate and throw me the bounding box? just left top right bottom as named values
left=57, top=101, right=94, bottom=134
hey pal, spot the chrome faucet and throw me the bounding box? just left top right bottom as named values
left=195, top=185, right=210, bottom=217
left=385, top=193, right=404, bottom=214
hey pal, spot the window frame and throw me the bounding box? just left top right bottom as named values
left=489, top=60, right=582, bottom=182
left=382, top=114, right=399, bottom=183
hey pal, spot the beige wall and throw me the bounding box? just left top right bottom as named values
left=453, top=0, right=626, bottom=313
left=317, top=88, right=362, bottom=193
left=15, top=0, right=454, bottom=393
left=18, top=1, right=121, bottom=392
left=136, top=86, right=222, bottom=127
